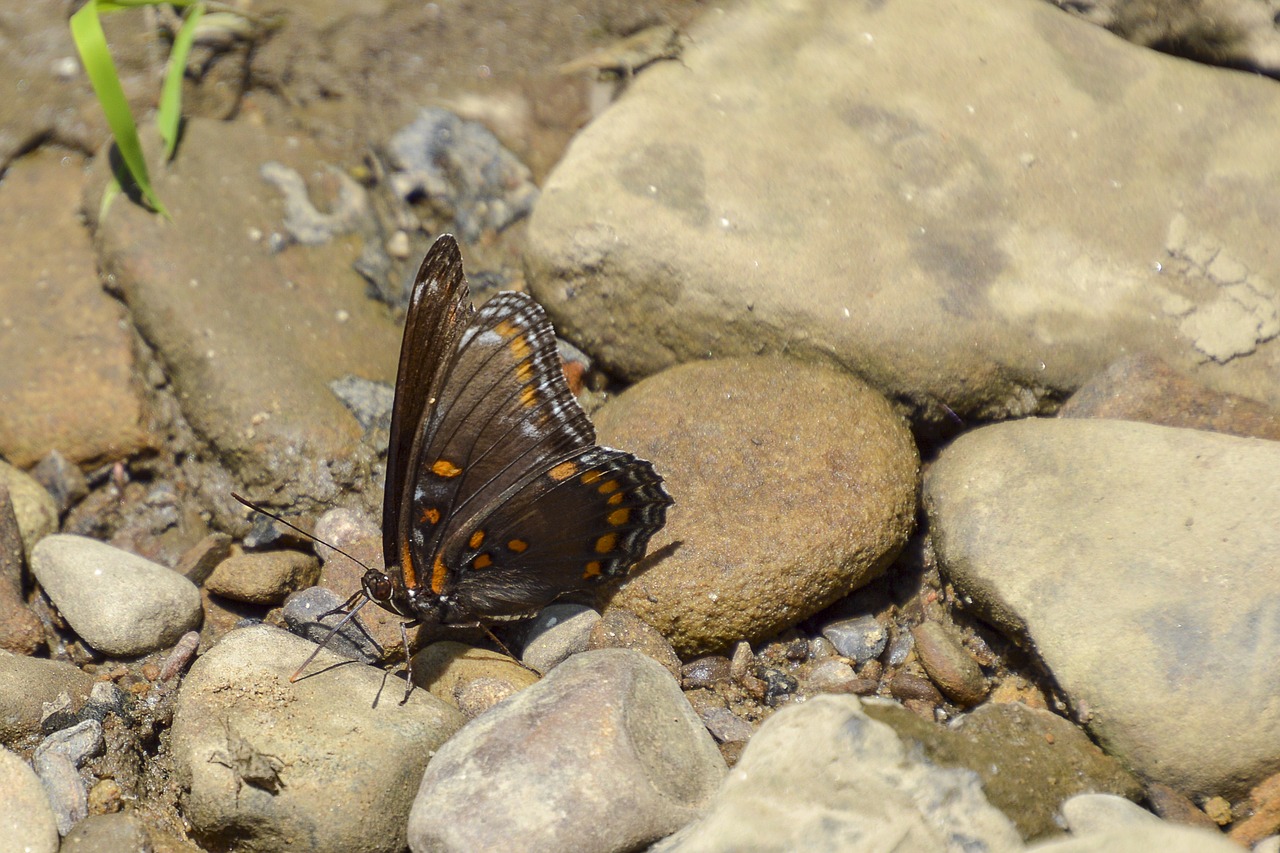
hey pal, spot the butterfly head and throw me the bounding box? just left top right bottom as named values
left=360, top=568, right=396, bottom=610
left=360, top=564, right=451, bottom=625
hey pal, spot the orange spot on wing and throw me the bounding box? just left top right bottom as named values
left=583, top=560, right=602, bottom=579
left=520, top=386, right=538, bottom=408
left=507, top=538, right=528, bottom=553
left=432, top=459, right=462, bottom=478
left=420, top=507, right=441, bottom=525
left=430, top=554, right=448, bottom=594
left=549, top=461, right=578, bottom=481
left=580, top=470, right=602, bottom=484
left=469, top=529, right=485, bottom=549
left=597, top=480, right=620, bottom=494
left=516, top=361, right=533, bottom=382
left=509, top=335, right=531, bottom=361
left=608, top=508, right=630, bottom=526
left=607, top=493, right=624, bottom=506
left=595, top=533, right=618, bottom=553
left=401, top=542, right=417, bottom=588
left=473, top=553, right=493, bottom=569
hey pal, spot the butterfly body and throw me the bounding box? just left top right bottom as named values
left=363, top=235, right=671, bottom=629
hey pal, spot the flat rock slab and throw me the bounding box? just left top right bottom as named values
left=90, top=117, right=400, bottom=509
left=527, top=0, right=1280, bottom=425
left=596, top=357, right=918, bottom=655
left=925, top=419, right=1280, bottom=797
left=0, top=149, right=154, bottom=467
left=171, top=624, right=465, bottom=853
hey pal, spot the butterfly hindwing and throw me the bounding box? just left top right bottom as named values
left=443, top=445, right=672, bottom=616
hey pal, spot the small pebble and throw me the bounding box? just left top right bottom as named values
left=885, top=629, right=915, bottom=666
left=174, top=533, right=233, bottom=584
left=821, top=615, right=888, bottom=665
left=28, top=450, right=88, bottom=517
left=34, top=750, right=87, bottom=835
left=757, top=666, right=798, bottom=706
left=682, top=655, right=732, bottom=689
left=911, top=621, right=988, bottom=707
left=586, top=609, right=681, bottom=680
left=36, top=718, right=105, bottom=767
left=802, top=659, right=860, bottom=693
left=87, top=778, right=124, bottom=814
left=206, top=547, right=321, bottom=605
left=888, top=671, right=943, bottom=704
left=729, top=641, right=754, bottom=681
left=158, top=630, right=201, bottom=681
left=521, top=603, right=599, bottom=673
left=281, top=586, right=381, bottom=665
left=700, top=707, right=755, bottom=744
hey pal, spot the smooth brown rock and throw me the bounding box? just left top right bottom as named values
left=597, top=357, right=919, bottom=656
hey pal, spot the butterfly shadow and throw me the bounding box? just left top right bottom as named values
left=625, top=539, right=684, bottom=578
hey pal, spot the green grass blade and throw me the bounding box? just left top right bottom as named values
left=70, top=0, right=168, bottom=215
left=158, top=3, right=204, bottom=160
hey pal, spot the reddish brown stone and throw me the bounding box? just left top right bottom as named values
left=1060, top=353, right=1280, bottom=441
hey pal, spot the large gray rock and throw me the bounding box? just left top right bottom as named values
left=925, top=419, right=1280, bottom=797
left=653, top=694, right=1023, bottom=852
left=171, top=624, right=465, bottom=853
left=408, top=648, right=725, bottom=852
left=527, top=0, right=1280, bottom=427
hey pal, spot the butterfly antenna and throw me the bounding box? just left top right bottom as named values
left=230, top=492, right=374, bottom=572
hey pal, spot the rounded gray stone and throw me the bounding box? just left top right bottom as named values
left=520, top=603, right=600, bottom=674
left=30, top=534, right=202, bottom=656
left=0, top=746, right=58, bottom=853
left=408, top=648, right=726, bottom=852
left=171, top=623, right=465, bottom=853
left=821, top=615, right=889, bottom=665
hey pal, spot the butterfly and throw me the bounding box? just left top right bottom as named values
left=337, top=234, right=671, bottom=649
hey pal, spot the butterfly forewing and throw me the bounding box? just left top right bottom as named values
left=385, top=237, right=474, bottom=587
left=404, top=291, right=605, bottom=600
left=445, top=445, right=672, bottom=616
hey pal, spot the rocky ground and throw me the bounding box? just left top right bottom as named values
left=2, top=0, right=1280, bottom=851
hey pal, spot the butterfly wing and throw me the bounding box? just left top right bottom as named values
left=401, top=288, right=600, bottom=607
left=384, top=236, right=474, bottom=580
left=442, top=444, right=672, bottom=617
